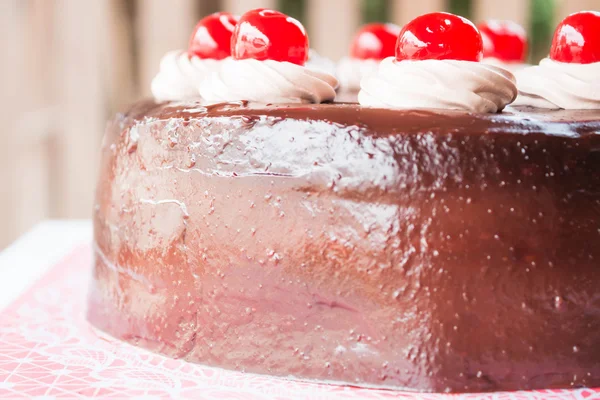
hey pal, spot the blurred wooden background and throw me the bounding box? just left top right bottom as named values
left=0, top=0, right=598, bottom=248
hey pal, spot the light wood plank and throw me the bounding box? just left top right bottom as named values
left=53, top=0, right=111, bottom=219
left=200, top=0, right=221, bottom=16
left=0, top=0, right=54, bottom=247
left=473, top=0, right=530, bottom=26
left=221, top=0, right=277, bottom=15
left=28, top=0, right=56, bottom=110
left=13, top=112, right=52, bottom=243
left=137, top=0, right=198, bottom=97
left=391, top=0, right=447, bottom=26
left=0, top=0, right=25, bottom=247
left=105, top=0, right=137, bottom=113
left=307, top=0, right=360, bottom=61
left=19, top=0, right=55, bottom=242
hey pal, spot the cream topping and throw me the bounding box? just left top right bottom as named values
left=336, top=57, right=379, bottom=91
left=358, top=57, right=517, bottom=113
left=306, top=49, right=337, bottom=77
left=151, top=50, right=220, bottom=102
left=482, top=57, right=529, bottom=74
left=199, top=58, right=338, bottom=104
left=513, top=58, right=600, bottom=109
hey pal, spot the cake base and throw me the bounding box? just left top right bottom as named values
left=89, top=101, right=600, bottom=392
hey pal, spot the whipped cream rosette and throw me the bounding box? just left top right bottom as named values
left=199, top=58, right=337, bottom=104
left=337, top=58, right=379, bottom=93
left=513, top=11, right=600, bottom=109
left=359, top=58, right=516, bottom=113
left=151, top=51, right=221, bottom=101
left=151, top=12, right=238, bottom=102
left=337, top=23, right=400, bottom=92
left=200, top=8, right=337, bottom=104
left=358, top=12, right=517, bottom=113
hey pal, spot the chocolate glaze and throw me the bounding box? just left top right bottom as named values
left=89, top=101, right=600, bottom=393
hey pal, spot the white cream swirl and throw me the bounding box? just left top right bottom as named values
left=336, top=57, right=379, bottom=91
left=199, top=58, right=338, bottom=104
left=306, top=49, right=337, bottom=77
left=358, top=57, right=517, bottom=113
left=151, top=50, right=220, bottom=102
left=513, top=58, right=600, bottom=109
left=483, top=57, right=529, bottom=74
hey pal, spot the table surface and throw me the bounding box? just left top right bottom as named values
left=0, top=220, right=92, bottom=310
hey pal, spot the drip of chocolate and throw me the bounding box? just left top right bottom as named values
left=89, top=101, right=600, bottom=393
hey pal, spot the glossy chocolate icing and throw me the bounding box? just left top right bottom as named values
left=89, top=101, right=600, bottom=393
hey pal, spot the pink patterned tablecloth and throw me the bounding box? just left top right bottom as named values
left=0, top=244, right=599, bottom=399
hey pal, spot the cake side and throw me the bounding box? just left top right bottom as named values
left=89, top=101, right=600, bottom=392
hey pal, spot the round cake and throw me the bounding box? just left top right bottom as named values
left=88, top=8, right=600, bottom=394
left=89, top=101, right=600, bottom=392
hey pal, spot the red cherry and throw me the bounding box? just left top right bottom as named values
left=550, top=11, right=600, bottom=64
left=396, top=12, right=483, bottom=62
left=189, top=12, right=239, bottom=60
left=231, top=8, right=309, bottom=66
left=350, top=23, right=402, bottom=60
left=478, top=20, right=528, bottom=62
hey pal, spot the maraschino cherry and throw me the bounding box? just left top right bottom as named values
left=350, top=23, right=402, bottom=60
left=550, top=11, right=600, bottom=64
left=396, top=12, right=483, bottom=62
left=231, top=8, right=309, bottom=66
left=189, top=12, right=239, bottom=59
left=478, top=20, right=528, bottom=62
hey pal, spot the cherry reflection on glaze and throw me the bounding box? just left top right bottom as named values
left=478, top=20, right=528, bottom=62
left=350, top=23, right=402, bottom=60
left=396, top=12, right=483, bottom=62
left=189, top=12, right=239, bottom=59
left=231, top=8, right=309, bottom=66
left=550, top=11, right=600, bottom=64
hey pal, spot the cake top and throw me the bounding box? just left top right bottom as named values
left=151, top=7, right=600, bottom=113
left=358, top=12, right=517, bottom=113
left=120, top=101, right=600, bottom=139
left=152, top=8, right=337, bottom=104
left=199, top=8, right=338, bottom=104
left=514, top=11, right=600, bottom=110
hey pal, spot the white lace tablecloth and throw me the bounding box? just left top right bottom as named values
left=0, top=220, right=598, bottom=399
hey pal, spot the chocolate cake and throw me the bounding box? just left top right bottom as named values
left=89, top=101, right=600, bottom=393
left=89, top=7, right=600, bottom=394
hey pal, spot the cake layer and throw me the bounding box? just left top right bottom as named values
left=89, top=101, right=600, bottom=392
